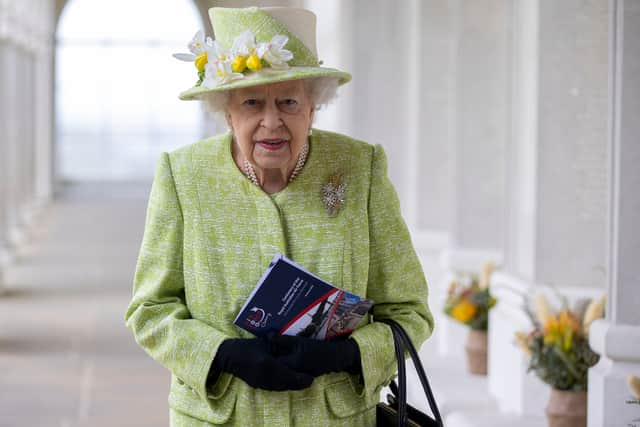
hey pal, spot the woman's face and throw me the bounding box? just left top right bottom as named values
left=226, top=80, right=314, bottom=173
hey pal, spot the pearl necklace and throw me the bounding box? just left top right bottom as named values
left=243, top=142, right=309, bottom=188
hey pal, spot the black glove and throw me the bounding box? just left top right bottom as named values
left=270, top=335, right=362, bottom=377
left=209, top=337, right=314, bottom=391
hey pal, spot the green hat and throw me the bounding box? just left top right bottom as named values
left=175, top=7, right=352, bottom=100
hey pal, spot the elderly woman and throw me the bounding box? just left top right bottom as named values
left=125, top=6, right=433, bottom=427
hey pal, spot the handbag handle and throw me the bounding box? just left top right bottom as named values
left=390, top=320, right=443, bottom=426
left=390, top=320, right=408, bottom=425
left=381, top=319, right=444, bottom=427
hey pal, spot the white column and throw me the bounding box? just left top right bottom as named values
left=416, top=1, right=456, bottom=236
left=41, top=0, right=57, bottom=204
left=23, top=49, right=37, bottom=223
left=22, top=1, right=35, bottom=223
left=438, top=0, right=509, bottom=358
left=0, top=0, right=57, bottom=290
left=34, top=37, right=55, bottom=206
left=588, top=1, right=640, bottom=426
left=31, top=0, right=55, bottom=209
left=452, top=0, right=508, bottom=250
left=4, top=8, right=17, bottom=253
left=7, top=0, right=30, bottom=249
left=10, top=45, right=29, bottom=248
left=490, top=0, right=609, bottom=415
left=2, top=0, right=55, bottom=255
left=0, top=0, right=23, bottom=282
left=0, top=39, right=8, bottom=290
left=403, top=0, right=421, bottom=230
left=343, top=0, right=414, bottom=202
left=10, top=4, right=22, bottom=247
left=407, top=1, right=456, bottom=338
left=0, top=0, right=7, bottom=289
left=4, top=43, right=21, bottom=252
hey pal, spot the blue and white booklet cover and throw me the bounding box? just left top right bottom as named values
left=234, top=253, right=374, bottom=340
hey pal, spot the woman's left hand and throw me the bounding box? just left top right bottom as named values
left=270, top=335, right=362, bottom=377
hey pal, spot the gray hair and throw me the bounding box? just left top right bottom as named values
left=201, top=76, right=340, bottom=124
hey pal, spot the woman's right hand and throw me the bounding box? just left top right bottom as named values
left=210, top=337, right=314, bottom=391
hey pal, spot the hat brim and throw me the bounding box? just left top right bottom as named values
left=178, top=66, right=351, bottom=100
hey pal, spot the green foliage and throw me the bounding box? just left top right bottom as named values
left=527, top=333, right=600, bottom=391
left=444, top=274, right=497, bottom=331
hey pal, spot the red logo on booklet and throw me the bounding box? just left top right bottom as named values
left=245, top=307, right=271, bottom=329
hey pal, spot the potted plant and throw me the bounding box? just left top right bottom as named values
left=444, top=262, right=497, bottom=375
left=515, top=293, right=605, bottom=427
left=629, top=375, right=640, bottom=406
left=628, top=376, right=640, bottom=426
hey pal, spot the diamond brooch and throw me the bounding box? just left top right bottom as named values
left=321, top=171, right=346, bottom=217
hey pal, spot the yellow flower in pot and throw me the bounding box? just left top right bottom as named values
left=516, top=293, right=605, bottom=427
left=444, top=262, right=498, bottom=375
left=451, top=299, right=478, bottom=323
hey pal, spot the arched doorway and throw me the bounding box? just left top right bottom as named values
left=55, top=0, right=206, bottom=182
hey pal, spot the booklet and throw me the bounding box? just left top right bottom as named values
left=234, top=253, right=374, bottom=340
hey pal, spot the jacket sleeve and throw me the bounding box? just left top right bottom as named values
left=349, top=144, right=435, bottom=400
left=124, top=152, right=230, bottom=408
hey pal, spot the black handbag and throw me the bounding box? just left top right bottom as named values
left=376, top=319, right=444, bottom=427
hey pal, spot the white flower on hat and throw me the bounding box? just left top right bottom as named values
left=173, top=30, right=213, bottom=72
left=188, top=30, right=209, bottom=54
left=202, top=60, right=240, bottom=88
left=231, top=30, right=264, bottom=72
left=231, top=30, right=257, bottom=56
left=259, top=35, right=293, bottom=70
left=202, top=42, right=243, bottom=88
left=174, top=29, right=297, bottom=88
left=207, top=39, right=232, bottom=63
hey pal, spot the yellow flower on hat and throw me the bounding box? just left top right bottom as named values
left=230, top=30, right=263, bottom=72
left=194, top=53, right=208, bottom=72
left=247, top=53, right=262, bottom=71
left=173, top=30, right=211, bottom=68
left=232, top=55, right=247, bottom=73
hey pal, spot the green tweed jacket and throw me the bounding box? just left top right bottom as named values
left=124, top=129, right=434, bottom=426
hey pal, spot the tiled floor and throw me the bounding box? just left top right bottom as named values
left=0, top=183, right=169, bottom=427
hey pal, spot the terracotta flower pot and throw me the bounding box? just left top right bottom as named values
left=465, top=329, right=487, bottom=375
left=545, top=389, right=587, bottom=427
